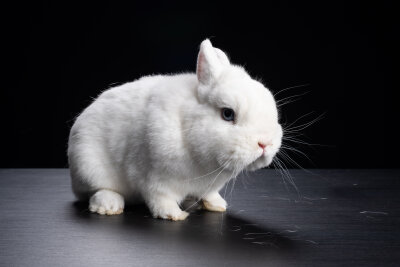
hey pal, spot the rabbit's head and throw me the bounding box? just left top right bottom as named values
left=185, top=40, right=282, bottom=173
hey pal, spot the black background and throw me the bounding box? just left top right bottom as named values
left=2, top=1, right=398, bottom=168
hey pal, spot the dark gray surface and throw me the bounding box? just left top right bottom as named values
left=0, top=169, right=399, bottom=266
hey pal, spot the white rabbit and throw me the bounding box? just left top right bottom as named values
left=68, top=39, right=282, bottom=220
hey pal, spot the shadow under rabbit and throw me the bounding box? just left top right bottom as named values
left=71, top=200, right=303, bottom=263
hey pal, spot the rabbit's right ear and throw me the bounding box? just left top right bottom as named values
left=196, top=39, right=229, bottom=85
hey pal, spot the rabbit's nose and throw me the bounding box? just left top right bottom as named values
left=258, top=142, right=269, bottom=150
left=258, top=142, right=272, bottom=151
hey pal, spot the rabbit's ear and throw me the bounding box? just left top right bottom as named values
left=196, top=39, right=229, bottom=85
left=214, top=48, right=230, bottom=67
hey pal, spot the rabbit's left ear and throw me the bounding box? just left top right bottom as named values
left=196, top=39, right=230, bottom=85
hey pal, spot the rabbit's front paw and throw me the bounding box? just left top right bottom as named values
left=155, top=205, right=189, bottom=221
left=89, top=189, right=124, bottom=215
left=202, top=192, right=227, bottom=212
left=165, top=210, right=189, bottom=221
left=149, top=197, right=189, bottom=221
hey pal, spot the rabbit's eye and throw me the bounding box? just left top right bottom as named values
left=221, top=108, right=235, bottom=122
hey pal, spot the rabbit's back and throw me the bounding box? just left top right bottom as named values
left=68, top=74, right=198, bottom=199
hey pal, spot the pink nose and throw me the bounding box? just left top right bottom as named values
left=258, top=142, right=267, bottom=150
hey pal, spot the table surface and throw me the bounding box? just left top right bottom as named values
left=0, top=169, right=399, bottom=267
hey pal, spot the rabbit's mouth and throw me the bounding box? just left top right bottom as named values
left=256, top=150, right=267, bottom=161
left=247, top=152, right=266, bottom=166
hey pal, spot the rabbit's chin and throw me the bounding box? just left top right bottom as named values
left=216, top=153, right=273, bottom=174
left=245, top=154, right=274, bottom=172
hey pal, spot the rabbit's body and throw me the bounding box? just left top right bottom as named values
left=68, top=40, right=282, bottom=220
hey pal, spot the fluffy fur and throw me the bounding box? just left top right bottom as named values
left=68, top=39, right=282, bottom=220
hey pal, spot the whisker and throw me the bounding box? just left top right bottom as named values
left=282, top=137, right=331, bottom=148
left=276, top=91, right=310, bottom=106
left=184, top=160, right=231, bottom=212
left=228, top=162, right=240, bottom=203
left=273, top=83, right=310, bottom=98
left=184, top=161, right=230, bottom=181
left=282, top=111, right=315, bottom=130
left=284, top=112, right=325, bottom=133
left=279, top=147, right=321, bottom=180
left=277, top=98, right=302, bottom=108
left=274, top=156, right=300, bottom=198
left=281, top=145, right=312, bottom=161
left=272, top=158, right=289, bottom=191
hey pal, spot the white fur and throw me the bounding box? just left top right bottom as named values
left=89, top=189, right=124, bottom=215
left=68, top=39, right=282, bottom=220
